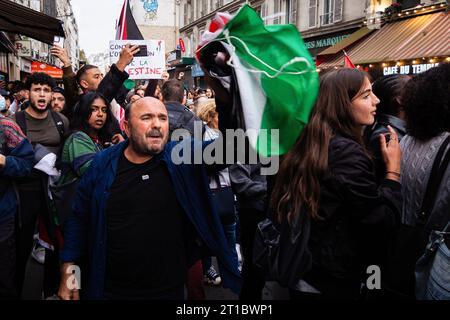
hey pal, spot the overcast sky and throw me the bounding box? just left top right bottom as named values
left=71, top=0, right=124, bottom=56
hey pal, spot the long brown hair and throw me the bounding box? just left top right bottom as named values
left=271, top=68, right=368, bottom=223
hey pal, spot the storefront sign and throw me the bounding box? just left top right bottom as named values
left=191, top=61, right=204, bottom=77
left=15, top=40, right=32, bottom=57
left=31, top=61, right=63, bottom=78
left=179, top=38, right=185, bottom=53
left=166, top=50, right=181, bottom=64
left=305, top=34, right=350, bottom=49
left=109, top=40, right=165, bottom=79
left=383, top=63, right=440, bottom=76
left=20, top=59, right=31, bottom=73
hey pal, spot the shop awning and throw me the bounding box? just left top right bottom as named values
left=318, top=12, right=450, bottom=68
left=318, top=27, right=374, bottom=56
left=0, top=32, right=16, bottom=53
left=0, top=0, right=65, bottom=45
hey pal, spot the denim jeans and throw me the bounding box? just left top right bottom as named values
left=424, top=242, right=450, bottom=300
left=416, top=228, right=450, bottom=300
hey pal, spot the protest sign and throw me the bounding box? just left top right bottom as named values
left=109, top=40, right=165, bottom=79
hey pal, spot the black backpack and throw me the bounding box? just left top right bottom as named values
left=253, top=209, right=312, bottom=288
left=15, top=110, right=65, bottom=143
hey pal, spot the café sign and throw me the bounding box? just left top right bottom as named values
left=383, top=63, right=440, bottom=76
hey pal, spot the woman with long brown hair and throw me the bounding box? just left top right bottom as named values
left=271, top=68, right=402, bottom=299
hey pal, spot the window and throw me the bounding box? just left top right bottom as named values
left=197, top=0, right=207, bottom=17
left=273, top=0, right=281, bottom=25
left=333, top=0, right=343, bottom=23
left=321, top=0, right=334, bottom=25
left=320, top=0, right=343, bottom=26
left=401, top=0, right=421, bottom=9
left=183, top=3, right=188, bottom=26
left=260, top=2, right=268, bottom=25
left=202, top=0, right=207, bottom=16
left=309, top=0, right=317, bottom=28
left=190, top=2, right=195, bottom=22
left=290, top=0, right=298, bottom=25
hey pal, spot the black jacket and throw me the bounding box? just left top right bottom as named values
left=62, top=64, right=127, bottom=135
left=165, top=101, right=204, bottom=138
left=365, top=114, right=406, bottom=181
left=303, top=135, right=402, bottom=297
left=229, top=163, right=267, bottom=212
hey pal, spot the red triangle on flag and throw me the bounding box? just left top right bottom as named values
left=343, top=51, right=356, bottom=69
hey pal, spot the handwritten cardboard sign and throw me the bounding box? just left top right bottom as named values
left=109, top=40, right=165, bottom=79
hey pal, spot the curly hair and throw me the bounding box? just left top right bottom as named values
left=402, top=63, right=450, bottom=140
left=25, top=72, right=56, bottom=90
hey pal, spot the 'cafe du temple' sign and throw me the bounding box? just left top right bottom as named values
left=383, top=63, right=440, bottom=76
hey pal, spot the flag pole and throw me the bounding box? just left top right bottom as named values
left=119, top=0, right=128, bottom=40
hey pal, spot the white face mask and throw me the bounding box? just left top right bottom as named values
left=0, top=96, right=6, bottom=111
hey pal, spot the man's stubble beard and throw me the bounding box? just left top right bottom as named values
left=30, top=101, right=50, bottom=114
left=129, top=127, right=168, bottom=157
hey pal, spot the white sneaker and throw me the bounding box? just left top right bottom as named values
left=203, top=266, right=222, bottom=286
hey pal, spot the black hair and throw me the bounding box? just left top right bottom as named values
left=161, top=79, right=184, bottom=103
left=371, top=74, right=410, bottom=116
left=144, top=79, right=162, bottom=98
left=403, top=63, right=450, bottom=140
left=25, top=72, right=56, bottom=90
left=71, top=92, right=113, bottom=144
left=52, top=86, right=65, bottom=95
left=75, top=64, right=98, bottom=86
left=10, top=80, right=24, bottom=93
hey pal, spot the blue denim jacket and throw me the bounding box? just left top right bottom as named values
left=60, top=139, right=242, bottom=299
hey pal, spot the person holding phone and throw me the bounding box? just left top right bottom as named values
left=51, top=44, right=139, bottom=145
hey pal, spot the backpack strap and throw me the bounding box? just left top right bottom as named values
left=14, top=111, right=27, bottom=136
left=49, top=110, right=65, bottom=142
left=417, top=134, right=450, bottom=226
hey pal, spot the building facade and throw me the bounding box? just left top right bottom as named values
left=129, top=0, right=178, bottom=52
left=167, top=0, right=447, bottom=86
left=55, top=0, right=80, bottom=70
left=4, top=0, right=79, bottom=81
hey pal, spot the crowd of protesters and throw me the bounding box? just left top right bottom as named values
left=0, top=40, right=449, bottom=301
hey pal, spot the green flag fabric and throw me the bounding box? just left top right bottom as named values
left=197, top=5, right=319, bottom=157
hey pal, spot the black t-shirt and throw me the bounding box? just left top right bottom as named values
left=104, top=152, right=187, bottom=298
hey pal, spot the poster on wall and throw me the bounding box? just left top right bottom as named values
left=109, top=39, right=165, bottom=79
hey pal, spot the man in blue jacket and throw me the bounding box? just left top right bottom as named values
left=59, top=97, right=241, bottom=300
left=0, top=117, right=34, bottom=298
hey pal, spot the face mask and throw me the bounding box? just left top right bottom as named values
left=0, top=96, right=6, bottom=111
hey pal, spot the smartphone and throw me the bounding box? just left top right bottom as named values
left=53, top=36, right=64, bottom=48
left=134, top=45, right=148, bottom=57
